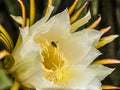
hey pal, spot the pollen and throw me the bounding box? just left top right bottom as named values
left=41, top=40, right=73, bottom=86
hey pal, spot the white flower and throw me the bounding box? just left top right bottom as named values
left=9, top=6, right=114, bottom=90
left=33, top=9, right=113, bottom=90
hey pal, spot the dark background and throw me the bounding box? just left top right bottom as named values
left=0, top=0, right=120, bottom=88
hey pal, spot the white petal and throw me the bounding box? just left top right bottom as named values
left=23, top=72, right=57, bottom=89
left=30, top=6, right=54, bottom=36
left=59, top=29, right=102, bottom=65
left=13, top=41, right=39, bottom=60
left=19, top=26, right=30, bottom=41
left=87, top=78, right=102, bottom=90
left=9, top=52, right=41, bottom=89
left=34, top=9, right=70, bottom=43
left=86, top=29, right=103, bottom=46
left=81, top=47, right=101, bottom=67
left=89, top=64, right=114, bottom=81
left=65, top=65, right=97, bottom=89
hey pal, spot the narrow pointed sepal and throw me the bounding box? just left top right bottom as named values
left=30, top=0, right=36, bottom=26
left=70, top=1, right=88, bottom=23
left=100, top=26, right=111, bottom=34
left=87, top=15, right=101, bottom=29
left=93, top=59, right=120, bottom=65
left=45, top=0, right=53, bottom=15
left=102, top=85, right=120, bottom=89
left=95, top=35, right=119, bottom=48
left=10, top=81, right=20, bottom=90
left=68, top=0, right=78, bottom=15
left=70, top=10, right=91, bottom=33
left=0, top=25, right=14, bottom=52
left=17, top=0, right=26, bottom=28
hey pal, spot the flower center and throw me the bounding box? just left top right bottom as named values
left=41, top=40, right=72, bottom=86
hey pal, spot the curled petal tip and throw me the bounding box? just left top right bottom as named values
left=0, top=50, right=9, bottom=59
left=0, top=50, right=15, bottom=69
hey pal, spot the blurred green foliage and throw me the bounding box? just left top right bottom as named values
left=0, top=69, right=12, bottom=89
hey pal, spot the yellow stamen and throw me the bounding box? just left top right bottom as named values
left=0, top=25, right=13, bottom=52
left=41, top=41, right=66, bottom=70
left=93, top=59, right=120, bottom=65
left=17, top=0, right=26, bottom=28
left=70, top=1, right=88, bottom=23
left=68, top=0, right=78, bottom=15
left=30, top=0, right=36, bottom=26
left=100, top=26, right=111, bottom=33
left=45, top=0, right=53, bottom=15
left=95, top=35, right=119, bottom=48
left=102, top=85, right=120, bottom=89
left=87, top=15, right=101, bottom=29
left=41, top=40, right=72, bottom=86
left=10, top=81, right=20, bottom=90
